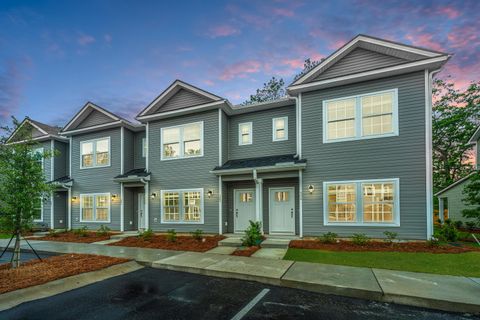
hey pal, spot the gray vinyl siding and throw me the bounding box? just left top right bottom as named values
left=53, top=191, right=67, bottom=229
left=53, top=140, right=69, bottom=179
left=228, top=105, right=297, bottom=160
left=70, top=128, right=122, bottom=230
left=147, top=89, right=213, bottom=115
left=147, top=110, right=219, bottom=233
left=77, top=110, right=116, bottom=129
left=134, top=131, right=146, bottom=169
left=123, top=129, right=134, bottom=172
left=439, top=179, right=477, bottom=223
left=301, top=71, right=428, bottom=239
left=312, top=48, right=407, bottom=82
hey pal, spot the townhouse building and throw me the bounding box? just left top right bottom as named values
left=9, top=35, right=450, bottom=239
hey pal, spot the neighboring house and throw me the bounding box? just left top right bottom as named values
left=435, top=126, right=480, bottom=223
left=8, top=35, right=451, bottom=239
left=6, top=117, right=70, bottom=229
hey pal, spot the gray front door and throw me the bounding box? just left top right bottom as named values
left=269, top=187, right=295, bottom=234
left=234, top=189, right=256, bottom=233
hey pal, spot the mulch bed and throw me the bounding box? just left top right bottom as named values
left=0, top=254, right=129, bottom=294
left=34, top=232, right=112, bottom=243
left=109, top=235, right=226, bottom=252
left=231, top=246, right=260, bottom=257
left=289, top=240, right=480, bottom=254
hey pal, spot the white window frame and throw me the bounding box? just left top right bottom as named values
left=323, top=89, right=399, bottom=143
left=142, top=137, right=147, bottom=158
left=323, top=178, right=400, bottom=227
left=160, top=188, right=204, bottom=224
left=79, top=193, right=111, bottom=223
left=272, top=117, right=288, bottom=142
left=238, top=122, right=253, bottom=145
left=33, top=197, right=43, bottom=222
left=160, top=121, right=204, bottom=161
left=80, top=137, right=111, bottom=169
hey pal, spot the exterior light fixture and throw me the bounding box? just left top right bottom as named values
left=207, top=190, right=213, bottom=198
left=308, top=185, right=315, bottom=194
left=72, top=196, right=78, bottom=201
left=150, top=192, right=158, bottom=199
left=111, top=194, right=118, bottom=200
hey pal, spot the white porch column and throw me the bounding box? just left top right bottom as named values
left=218, top=176, right=223, bottom=234
left=67, top=187, right=72, bottom=230
left=120, top=182, right=124, bottom=232
left=255, top=178, right=263, bottom=231
left=145, top=182, right=150, bottom=230
left=438, top=197, right=444, bottom=223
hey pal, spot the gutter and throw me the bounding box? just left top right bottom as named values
left=210, top=163, right=307, bottom=175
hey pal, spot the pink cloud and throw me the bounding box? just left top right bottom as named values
left=282, top=58, right=304, bottom=69
left=219, top=60, right=262, bottom=80
left=207, top=25, right=240, bottom=38
left=203, top=79, right=215, bottom=86
left=404, top=33, right=445, bottom=52
left=447, top=25, right=479, bottom=49
left=272, top=8, right=295, bottom=17
left=435, top=6, right=461, bottom=19
left=77, top=33, right=95, bottom=46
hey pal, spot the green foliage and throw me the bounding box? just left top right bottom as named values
left=48, top=229, right=59, bottom=238
left=351, top=233, right=370, bottom=246
left=166, top=229, right=177, bottom=242
left=241, top=220, right=263, bottom=247
left=242, top=77, right=285, bottom=105
left=438, top=220, right=459, bottom=242
left=454, top=220, right=463, bottom=229
left=317, top=232, right=338, bottom=244
left=73, top=226, right=88, bottom=237
left=292, top=58, right=323, bottom=82
left=383, top=231, right=398, bottom=244
left=427, top=236, right=441, bottom=247
left=0, top=117, right=56, bottom=235
left=190, top=229, right=203, bottom=241
left=466, top=221, right=477, bottom=230
left=432, top=79, right=480, bottom=192
left=139, top=229, right=154, bottom=241
left=462, top=172, right=480, bottom=226
left=96, top=225, right=111, bottom=236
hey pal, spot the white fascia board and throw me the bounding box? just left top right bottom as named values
left=210, top=163, right=307, bottom=175
left=136, top=100, right=226, bottom=121
left=60, top=121, right=123, bottom=135
left=62, top=102, right=120, bottom=132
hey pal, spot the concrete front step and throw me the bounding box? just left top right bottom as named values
left=218, top=237, right=242, bottom=247
left=110, top=231, right=139, bottom=240
left=219, top=236, right=292, bottom=249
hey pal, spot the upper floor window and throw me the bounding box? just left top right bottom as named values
left=323, top=89, right=398, bottom=143
left=161, top=122, right=203, bottom=160
left=80, top=137, right=110, bottom=169
left=32, top=147, right=44, bottom=169
left=324, top=178, right=399, bottom=226
left=238, top=122, right=252, bottom=145
left=273, top=117, right=288, bottom=141
left=142, top=137, right=147, bottom=158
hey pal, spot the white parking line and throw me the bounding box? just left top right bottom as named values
left=230, top=288, right=270, bottom=320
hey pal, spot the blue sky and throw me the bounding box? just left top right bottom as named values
left=0, top=0, right=479, bottom=128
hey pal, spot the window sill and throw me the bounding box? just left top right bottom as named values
left=160, top=221, right=204, bottom=225
left=79, top=221, right=111, bottom=224
left=324, top=132, right=399, bottom=144
left=324, top=222, right=400, bottom=227
left=160, top=154, right=204, bottom=161
left=80, top=164, right=111, bottom=170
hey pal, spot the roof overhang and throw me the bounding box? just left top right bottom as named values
left=6, top=118, right=63, bottom=144
left=469, top=126, right=480, bottom=144
left=136, top=100, right=228, bottom=122
left=288, top=55, right=450, bottom=95
left=7, top=134, right=69, bottom=145
left=113, top=175, right=151, bottom=183
left=60, top=120, right=143, bottom=136
left=434, top=172, right=476, bottom=197
left=211, top=163, right=306, bottom=176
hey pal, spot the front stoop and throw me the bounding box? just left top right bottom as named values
left=218, top=237, right=242, bottom=247
left=219, top=235, right=296, bottom=249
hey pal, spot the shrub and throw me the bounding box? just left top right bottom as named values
left=241, top=220, right=263, bottom=247
left=439, top=222, right=459, bottom=242
left=427, top=236, right=440, bottom=247
left=318, top=232, right=338, bottom=244
left=96, top=225, right=111, bottom=236
left=444, top=218, right=452, bottom=225
left=466, top=221, right=477, bottom=230
left=73, top=226, right=88, bottom=237
left=351, top=233, right=370, bottom=246
left=436, top=218, right=443, bottom=225
left=139, top=229, right=154, bottom=241
left=190, top=229, right=203, bottom=241
left=383, top=231, right=398, bottom=244
left=48, top=229, right=59, bottom=238
left=166, top=229, right=177, bottom=242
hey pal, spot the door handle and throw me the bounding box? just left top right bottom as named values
left=291, top=209, right=294, bottom=218
left=235, top=209, right=238, bottom=218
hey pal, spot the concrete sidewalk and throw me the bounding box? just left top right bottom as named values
left=1, top=239, right=479, bottom=314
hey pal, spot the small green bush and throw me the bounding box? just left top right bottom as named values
left=48, top=229, right=59, bottom=237
left=427, top=236, right=440, bottom=247
left=96, top=225, right=111, bottom=236
left=190, top=229, right=203, bottom=241
left=73, top=226, right=88, bottom=237
left=444, top=218, right=452, bottom=225
left=383, top=231, right=398, bottom=244
left=241, top=220, right=263, bottom=247
left=439, top=222, right=459, bottom=242
left=139, top=229, right=154, bottom=241
left=351, top=233, right=370, bottom=246
left=466, top=221, right=476, bottom=230
left=453, top=220, right=463, bottom=229
left=318, top=232, right=338, bottom=244
left=166, top=229, right=177, bottom=242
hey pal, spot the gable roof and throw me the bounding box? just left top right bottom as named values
left=6, top=117, right=64, bottom=143
left=61, top=101, right=141, bottom=135
left=137, top=80, right=224, bottom=119
left=288, top=34, right=450, bottom=93
left=435, top=172, right=476, bottom=197
left=469, top=125, right=480, bottom=144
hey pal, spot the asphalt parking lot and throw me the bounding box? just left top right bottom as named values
left=0, top=249, right=55, bottom=264
left=0, top=267, right=476, bottom=320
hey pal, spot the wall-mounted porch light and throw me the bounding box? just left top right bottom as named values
left=207, top=190, right=213, bottom=198
left=150, top=192, right=158, bottom=199
left=308, top=184, right=315, bottom=194
left=72, top=196, right=78, bottom=201
left=111, top=194, right=118, bottom=200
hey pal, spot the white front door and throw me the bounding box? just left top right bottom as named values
left=138, top=193, right=146, bottom=230
left=269, top=187, right=295, bottom=234
left=234, top=189, right=256, bottom=233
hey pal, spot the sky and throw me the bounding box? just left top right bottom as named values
left=0, top=0, right=479, bottom=128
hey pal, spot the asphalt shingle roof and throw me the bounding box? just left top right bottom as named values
left=213, top=154, right=306, bottom=171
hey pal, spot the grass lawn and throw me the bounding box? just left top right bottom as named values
left=0, top=233, right=12, bottom=239
left=284, top=248, right=480, bottom=277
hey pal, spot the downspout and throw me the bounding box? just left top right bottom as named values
left=253, top=169, right=264, bottom=234
left=140, top=178, right=149, bottom=230
left=290, top=93, right=303, bottom=237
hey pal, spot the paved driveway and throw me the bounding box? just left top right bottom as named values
left=1, top=267, right=474, bottom=320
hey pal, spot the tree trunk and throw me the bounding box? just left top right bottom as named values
left=12, top=230, right=21, bottom=269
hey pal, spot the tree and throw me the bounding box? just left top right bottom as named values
left=462, top=172, right=480, bottom=226
left=293, top=58, right=322, bottom=82
left=432, top=79, right=480, bottom=192
left=242, top=77, right=286, bottom=105
left=0, top=117, right=54, bottom=268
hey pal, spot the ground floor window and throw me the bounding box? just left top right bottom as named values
left=33, top=197, right=43, bottom=222
left=161, top=189, right=203, bottom=224
left=80, top=193, right=111, bottom=223
left=323, top=179, right=399, bottom=226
